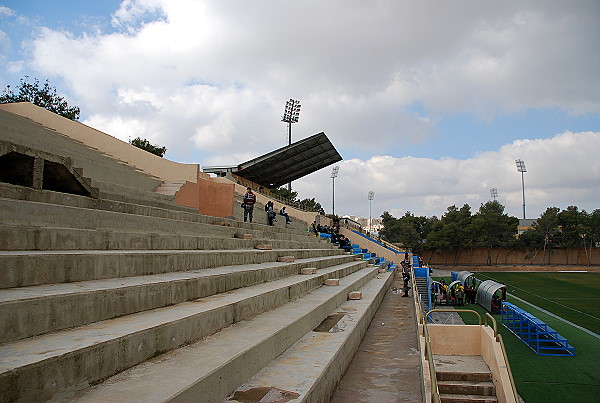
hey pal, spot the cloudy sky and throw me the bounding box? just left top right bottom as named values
left=1, top=0, right=599, bottom=220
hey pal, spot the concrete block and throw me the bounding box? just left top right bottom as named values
left=234, top=233, right=253, bottom=239
left=255, top=244, right=273, bottom=250
left=324, top=278, right=340, bottom=286
left=378, top=268, right=387, bottom=273
left=278, top=256, right=295, bottom=263
left=300, top=268, right=317, bottom=275
left=215, top=221, right=232, bottom=227
left=347, top=291, right=362, bottom=300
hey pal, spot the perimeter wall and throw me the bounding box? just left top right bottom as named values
left=422, top=247, right=600, bottom=267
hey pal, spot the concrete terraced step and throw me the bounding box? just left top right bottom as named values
left=0, top=248, right=345, bottom=289
left=68, top=267, right=383, bottom=403
left=437, top=380, right=496, bottom=396
left=0, top=196, right=316, bottom=243
left=0, top=223, right=332, bottom=251
left=434, top=355, right=497, bottom=403
left=226, top=271, right=393, bottom=402
left=0, top=182, right=199, bottom=216
left=0, top=113, right=163, bottom=191
left=0, top=266, right=379, bottom=402
left=439, top=394, right=498, bottom=403
left=0, top=256, right=364, bottom=342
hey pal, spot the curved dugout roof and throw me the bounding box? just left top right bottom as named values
left=457, top=271, right=475, bottom=285
left=203, top=132, right=342, bottom=189
left=476, top=280, right=506, bottom=313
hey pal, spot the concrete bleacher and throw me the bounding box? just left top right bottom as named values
left=0, top=107, right=394, bottom=402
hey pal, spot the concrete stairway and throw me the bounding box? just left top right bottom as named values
left=415, top=276, right=430, bottom=312
left=0, top=109, right=177, bottom=209
left=0, top=181, right=393, bottom=402
left=434, top=355, right=498, bottom=403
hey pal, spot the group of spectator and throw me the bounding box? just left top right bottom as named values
left=242, top=187, right=292, bottom=226
left=431, top=279, right=478, bottom=306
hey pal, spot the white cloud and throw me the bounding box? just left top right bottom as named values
left=293, top=131, right=600, bottom=219
left=4, top=0, right=598, bottom=220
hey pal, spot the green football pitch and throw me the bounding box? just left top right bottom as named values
left=445, top=271, right=600, bottom=403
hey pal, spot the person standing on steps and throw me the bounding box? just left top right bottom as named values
left=242, top=187, right=256, bottom=223
left=265, top=201, right=276, bottom=226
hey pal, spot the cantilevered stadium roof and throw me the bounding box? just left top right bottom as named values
left=203, top=132, right=342, bottom=188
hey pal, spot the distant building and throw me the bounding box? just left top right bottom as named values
left=517, top=218, right=536, bottom=236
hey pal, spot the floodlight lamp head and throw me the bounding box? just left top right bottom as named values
left=515, top=159, right=526, bottom=172
left=331, top=166, right=339, bottom=178
left=368, top=191, right=374, bottom=200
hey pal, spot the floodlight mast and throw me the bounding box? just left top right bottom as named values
left=281, top=99, right=301, bottom=192
left=368, top=191, right=374, bottom=233
left=490, top=188, right=498, bottom=201
left=515, top=159, right=526, bottom=219
left=331, top=166, right=339, bottom=216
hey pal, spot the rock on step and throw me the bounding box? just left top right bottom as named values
left=347, top=291, right=362, bottom=300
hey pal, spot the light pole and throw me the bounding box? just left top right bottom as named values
left=515, top=159, right=526, bottom=219
left=281, top=98, right=301, bottom=192
left=368, top=191, right=374, bottom=234
left=331, top=166, right=339, bottom=216
left=490, top=188, right=498, bottom=201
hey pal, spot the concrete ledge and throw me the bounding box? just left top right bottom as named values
left=0, top=257, right=365, bottom=342
left=226, top=272, right=393, bottom=402
left=1, top=266, right=378, bottom=402
left=0, top=248, right=345, bottom=289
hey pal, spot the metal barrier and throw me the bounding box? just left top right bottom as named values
left=422, top=309, right=519, bottom=403
left=485, top=313, right=520, bottom=402
left=425, top=308, right=482, bottom=325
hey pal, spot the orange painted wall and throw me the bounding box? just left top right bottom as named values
left=175, top=176, right=235, bottom=218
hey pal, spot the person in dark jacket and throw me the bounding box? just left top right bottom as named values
left=242, top=187, right=256, bottom=223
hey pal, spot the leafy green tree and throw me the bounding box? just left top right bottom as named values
left=471, top=200, right=518, bottom=265
left=0, top=76, right=80, bottom=120
left=557, top=206, right=586, bottom=248
left=269, top=187, right=298, bottom=203
left=530, top=207, right=561, bottom=264
left=129, top=137, right=167, bottom=157
left=585, top=209, right=600, bottom=264
left=379, top=211, right=432, bottom=253
left=298, top=197, right=324, bottom=214
left=426, top=204, right=473, bottom=264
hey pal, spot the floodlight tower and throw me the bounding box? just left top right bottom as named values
left=515, top=159, right=526, bottom=219
left=331, top=166, right=339, bottom=216
left=281, top=98, right=301, bottom=191
left=490, top=188, right=498, bottom=201
left=368, top=191, right=374, bottom=233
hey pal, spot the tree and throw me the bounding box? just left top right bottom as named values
left=129, top=137, right=167, bottom=157
left=298, top=197, right=324, bottom=214
left=269, top=187, right=298, bottom=203
left=0, top=76, right=80, bottom=120
left=471, top=201, right=518, bottom=265
left=426, top=204, right=473, bottom=264
left=531, top=207, right=561, bottom=264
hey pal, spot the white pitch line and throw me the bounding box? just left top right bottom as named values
left=508, top=294, right=600, bottom=340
